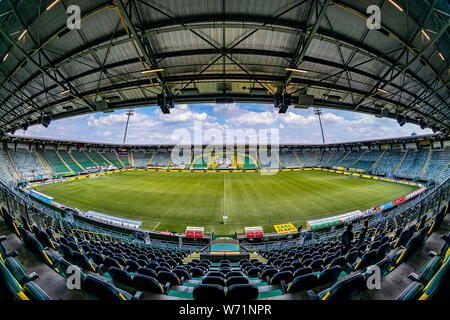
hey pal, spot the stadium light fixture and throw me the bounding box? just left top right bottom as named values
left=141, top=68, right=164, bottom=74
left=2, top=53, right=8, bottom=62
left=377, top=88, right=388, bottom=94
left=415, top=104, right=421, bottom=108
left=388, top=0, right=403, bottom=12
left=397, top=115, right=406, bottom=127
left=314, top=108, right=326, bottom=144
left=59, top=89, right=70, bottom=95
left=421, top=30, right=430, bottom=40
left=285, top=68, right=308, bottom=74
left=46, top=0, right=60, bottom=11
left=438, top=52, right=445, bottom=61
left=18, top=29, right=27, bottom=40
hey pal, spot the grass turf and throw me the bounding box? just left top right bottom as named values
left=35, top=170, right=416, bottom=234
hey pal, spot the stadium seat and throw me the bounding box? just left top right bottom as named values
left=269, top=271, right=293, bottom=287
left=82, top=274, right=141, bottom=300
left=293, top=266, right=313, bottom=278
left=193, top=284, right=225, bottom=301
left=286, top=273, right=319, bottom=294
left=246, top=267, right=260, bottom=277
left=73, top=251, right=102, bottom=273
left=226, top=284, right=259, bottom=300
left=279, top=265, right=296, bottom=273
left=318, top=266, right=344, bottom=285
left=0, top=259, right=30, bottom=300
left=389, top=233, right=425, bottom=271
left=206, top=271, right=225, bottom=278
left=202, top=276, right=226, bottom=287
left=172, top=267, right=190, bottom=280
left=126, top=259, right=141, bottom=272
left=23, top=281, right=52, bottom=300
left=137, top=267, right=157, bottom=278
left=104, top=257, right=124, bottom=270
left=108, top=266, right=134, bottom=287
left=190, top=267, right=204, bottom=277
left=226, top=271, right=245, bottom=278
left=226, top=276, right=249, bottom=287
left=396, top=281, right=424, bottom=300
left=260, top=268, right=277, bottom=280
left=158, top=270, right=182, bottom=286
left=133, top=274, right=166, bottom=294
left=307, top=273, right=366, bottom=300
left=353, top=249, right=378, bottom=271
left=21, top=231, right=59, bottom=271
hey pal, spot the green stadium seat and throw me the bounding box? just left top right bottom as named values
left=226, top=284, right=259, bottom=300
left=193, top=284, right=225, bottom=301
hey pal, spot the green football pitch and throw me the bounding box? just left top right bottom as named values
left=35, top=170, right=417, bottom=234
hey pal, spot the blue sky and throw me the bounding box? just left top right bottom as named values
left=14, top=103, right=432, bottom=144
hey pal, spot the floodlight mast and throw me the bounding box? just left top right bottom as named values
left=122, top=109, right=134, bottom=144
left=315, top=108, right=326, bottom=165
left=314, top=108, right=325, bottom=144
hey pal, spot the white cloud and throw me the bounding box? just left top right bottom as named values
left=159, top=104, right=209, bottom=123
left=279, top=111, right=317, bottom=126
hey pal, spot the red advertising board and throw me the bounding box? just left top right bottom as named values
left=393, top=196, right=405, bottom=205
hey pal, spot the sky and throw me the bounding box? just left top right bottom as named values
left=13, top=103, right=432, bottom=145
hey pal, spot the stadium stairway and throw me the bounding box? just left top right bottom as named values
left=56, top=151, right=75, bottom=174
left=183, top=252, right=201, bottom=264
left=419, top=148, right=433, bottom=179
left=67, top=151, right=85, bottom=171
left=147, top=151, right=156, bottom=166
left=128, top=152, right=133, bottom=167
left=324, top=152, right=333, bottom=166
left=293, top=151, right=303, bottom=166
left=350, top=150, right=367, bottom=168
left=97, top=152, right=114, bottom=166
left=58, top=150, right=82, bottom=173
left=35, top=149, right=54, bottom=176
left=368, top=150, right=385, bottom=171
left=0, top=155, right=15, bottom=183
left=83, top=151, right=100, bottom=167
left=2, top=150, right=21, bottom=180
left=392, top=150, right=408, bottom=175
left=249, top=251, right=266, bottom=263
left=335, top=151, right=351, bottom=167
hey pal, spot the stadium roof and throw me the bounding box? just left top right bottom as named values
left=0, top=0, right=449, bottom=134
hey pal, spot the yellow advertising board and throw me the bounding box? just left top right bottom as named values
left=273, top=223, right=298, bottom=234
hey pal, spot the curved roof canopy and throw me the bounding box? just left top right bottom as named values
left=0, top=0, right=449, bottom=134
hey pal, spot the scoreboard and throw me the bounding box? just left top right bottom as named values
left=117, top=148, right=128, bottom=155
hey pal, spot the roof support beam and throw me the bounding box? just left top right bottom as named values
left=1, top=17, right=447, bottom=113
left=7, top=72, right=445, bottom=129
left=284, top=0, right=331, bottom=85
left=0, top=26, right=97, bottom=117
left=10, top=49, right=447, bottom=124
left=115, top=0, right=169, bottom=95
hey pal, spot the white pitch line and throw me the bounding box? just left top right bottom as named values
left=153, top=221, right=161, bottom=230
left=223, top=172, right=226, bottom=217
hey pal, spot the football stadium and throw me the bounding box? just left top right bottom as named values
left=0, top=0, right=449, bottom=310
